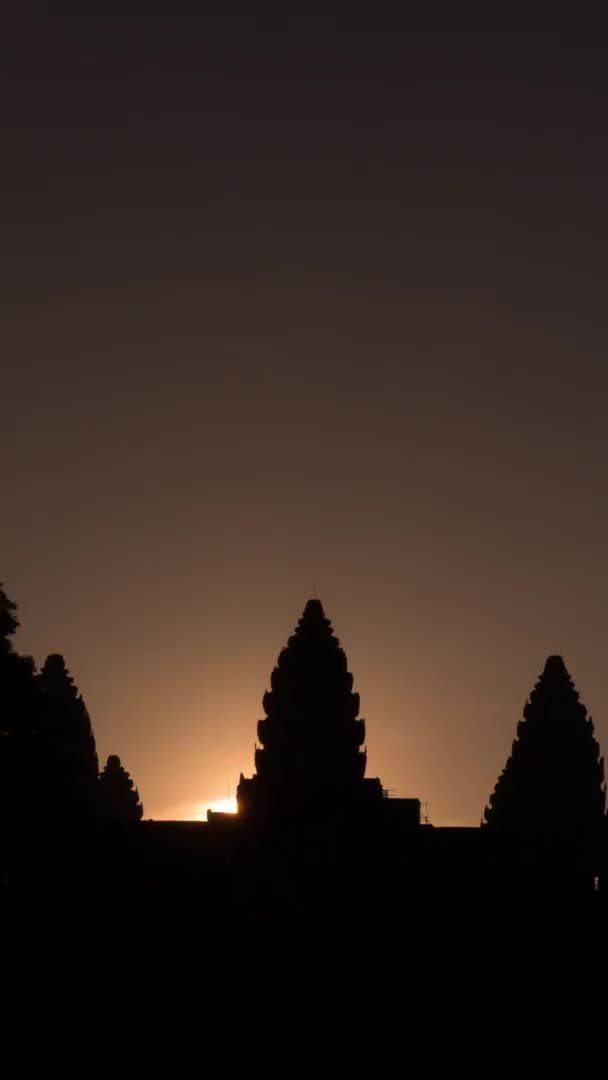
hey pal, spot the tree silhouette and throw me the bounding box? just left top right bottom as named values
left=0, top=582, right=37, bottom=736
left=0, top=583, right=39, bottom=824
left=97, top=755, right=143, bottom=823
left=38, top=654, right=99, bottom=819
left=0, top=582, right=19, bottom=643
left=484, top=655, right=606, bottom=838
left=238, top=598, right=379, bottom=819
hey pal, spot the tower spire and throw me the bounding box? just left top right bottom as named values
left=237, top=599, right=381, bottom=822
left=484, top=655, right=606, bottom=836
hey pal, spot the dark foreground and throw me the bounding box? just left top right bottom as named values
left=3, top=817, right=606, bottom=1072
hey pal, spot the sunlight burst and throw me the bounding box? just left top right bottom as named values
left=194, top=795, right=238, bottom=819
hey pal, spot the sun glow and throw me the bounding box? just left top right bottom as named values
left=193, top=795, right=238, bottom=819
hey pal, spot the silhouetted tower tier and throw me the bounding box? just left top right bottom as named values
left=97, top=755, right=143, bottom=823
left=39, top=654, right=98, bottom=781
left=484, top=656, right=606, bottom=837
left=238, top=599, right=382, bottom=821
left=32, top=654, right=100, bottom=820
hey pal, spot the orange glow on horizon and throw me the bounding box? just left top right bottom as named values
left=194, top=795, right=238, bottom=819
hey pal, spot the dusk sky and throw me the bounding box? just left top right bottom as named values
left=4, top=10, right=608, bottom=824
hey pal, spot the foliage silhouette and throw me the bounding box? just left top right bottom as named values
left=0, top=581, right=38, bottom=735
left=0, top=583, right=40, bottom=823
left=0, top=582, right=19, bottom=643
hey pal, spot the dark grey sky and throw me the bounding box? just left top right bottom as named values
left=3, top=10, right=608, bottom=822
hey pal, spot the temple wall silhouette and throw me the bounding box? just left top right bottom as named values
left=2, top=583, right=608, bottom=1056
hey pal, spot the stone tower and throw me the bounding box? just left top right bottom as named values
left=237, top=599, right=382, bottom=824
left=484, top=655, right=605, bottom=838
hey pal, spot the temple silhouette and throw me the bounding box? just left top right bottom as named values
left=1, top=582, right=607, bottom=1059
left=484, top=654, right=606, bottom=837
left=235, top=598, right=419, bottom=829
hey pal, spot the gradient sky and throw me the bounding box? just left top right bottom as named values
left=4, top=11, right=608, bottom=824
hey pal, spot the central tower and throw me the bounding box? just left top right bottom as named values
left=237, top=599, right=382, bottom=823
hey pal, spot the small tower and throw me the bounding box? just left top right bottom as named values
left=38, top=654, right=99, bottom=816
left=237, top=599, right=382, bottom=824
left=97, top=755, right=144, bottom=823
left=484, top=655, right=606, bottom=838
